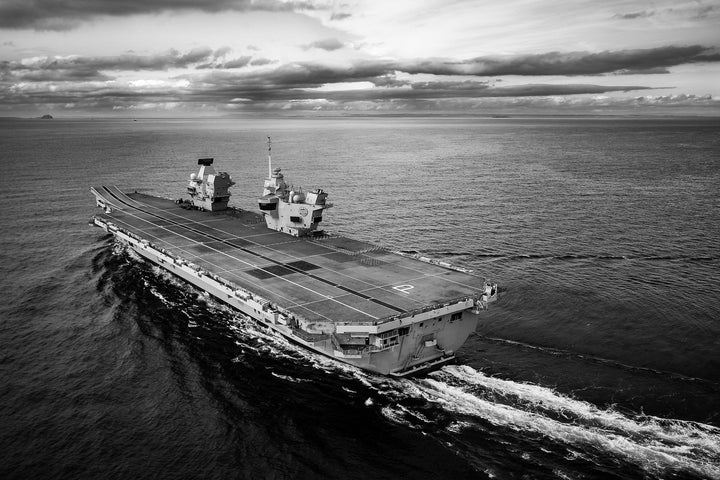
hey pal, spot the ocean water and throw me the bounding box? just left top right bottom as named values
left=1, top=116, right=719, bottom=479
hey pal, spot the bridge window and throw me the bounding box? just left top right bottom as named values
left=378, top=329, right=397, bottom=339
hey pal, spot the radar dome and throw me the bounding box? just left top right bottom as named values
left=190, top=173, right=197, bottom=180
left=293, top=194, right=304, bottom=203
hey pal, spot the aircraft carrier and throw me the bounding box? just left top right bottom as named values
left=90, top=139, right=497, bottom=376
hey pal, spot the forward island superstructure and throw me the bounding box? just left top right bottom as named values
left=91, top=139, right=497, bottom=376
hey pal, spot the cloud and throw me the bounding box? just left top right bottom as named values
left=250, top=57, right=275, bottom=66
left=2, top=44, right=719, bottom=114
left=154, top=65, right=653, bottom=104
left=175, top=45, right=717, bottom=93
left=613, top=4, right=720, bottom=22
left=4, top=77, right=716, bottom=115
left=613, top=67, right=671, bottom=75
left=0, top=80, right=653, bottom=111
left=2, top=53, right=654, bottom=110
left=213, top=46, right=233, bottom=59
left=0, top=0, right=320, bottom=30
left=8, top=68, right=114, bottom=83
left=613, top=11, right=655, bottom=20
left=219, top=56, right=253, bottom=69
left=263, top=93, right=720, bottom=115
left=1, top=47, right=251, bottom=80
left=630, top=93, right=715, bottom=106
left=694, top=5, right=718, bottom=19
left=371, top=75, right=410, bottom=88
left=330, top=12, right=352, bottom=21
left=5, top=45, right=716, bottom=86
left=400, top=45, right=718, bottom=77
left=303, top=38, right=345, bottom=51
left=189, top=61, right=394, bottom=92
left=0, top=47, right=265, bottom=84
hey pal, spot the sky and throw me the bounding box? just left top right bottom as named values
left=1, top=0, right=719, bottom=116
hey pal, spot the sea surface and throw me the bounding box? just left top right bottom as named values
left=1, top=115, right=719, bottom=479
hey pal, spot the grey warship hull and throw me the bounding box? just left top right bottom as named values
left=91, top=186, right=496, bottom=376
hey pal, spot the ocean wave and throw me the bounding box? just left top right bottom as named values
left=476, top=335, right=720, bottom=386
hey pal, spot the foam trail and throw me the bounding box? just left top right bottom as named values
left=271, top=372, right=310, bottom=383
left=439, top=365, right=720, bottom=450
left=394, top=365, right=720, bottom=478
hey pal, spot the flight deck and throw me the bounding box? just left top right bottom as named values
left=94, top=186, right=487, bottom=327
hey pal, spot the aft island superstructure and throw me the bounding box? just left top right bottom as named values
left=90, top=139, right=497, bottom=376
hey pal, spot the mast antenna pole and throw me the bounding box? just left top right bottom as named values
left=267, top=136, right=272, bottom=179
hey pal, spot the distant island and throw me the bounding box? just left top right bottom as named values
left=40, top=114, right=53, bottom=119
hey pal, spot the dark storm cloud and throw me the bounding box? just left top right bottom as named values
left=0, top=0, right=318, bottom=30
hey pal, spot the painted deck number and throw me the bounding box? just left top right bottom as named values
left=393, top=284, right=414, bottom=294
